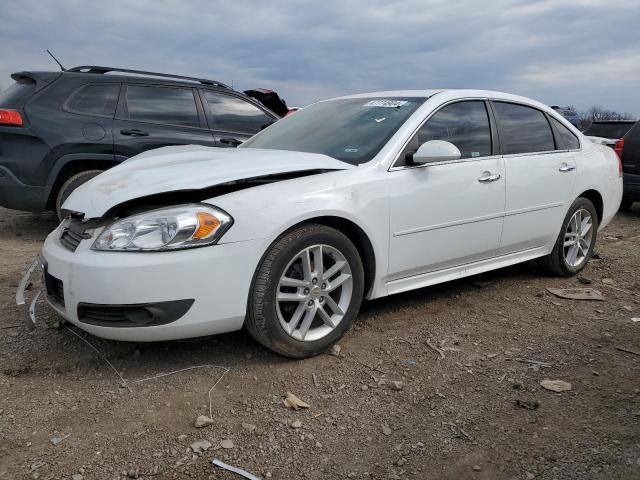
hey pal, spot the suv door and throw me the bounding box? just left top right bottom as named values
left=493, top=101, right=578, bottom=254
left=387, top=100, right=505, bottom=284
left=113, top=84, right=217, bottom=158
left=200, top=90, right=276, bottom=147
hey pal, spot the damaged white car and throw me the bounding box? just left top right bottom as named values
left=37, top=90, right=622, bottom=357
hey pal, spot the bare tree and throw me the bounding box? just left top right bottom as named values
left=577, top=106, right=635, bottom=130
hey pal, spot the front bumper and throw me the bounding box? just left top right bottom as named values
left=41, top=227, right=266, bottom=341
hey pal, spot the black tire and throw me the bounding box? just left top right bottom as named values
left=246, top=224, right=365, bottom=358
left=539, top=197, right=598, bottom=277
left=619, top=197, right=634, bottom=212
left=55, top=170, right=104, bottom=220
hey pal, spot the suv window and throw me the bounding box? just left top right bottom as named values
left=202, top=91, right=274, bottom=134
left=494, top=102, right=555, bottom=154
left=65, top=84, right=120, bottom=117
left=550, top=117, right=580, bottom=150
left=125, top=85, right=199, bottom=127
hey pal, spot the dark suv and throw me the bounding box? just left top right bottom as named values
left=583, top=120, right=640, bottom=211
left=0, top=66, right=281, bottom=217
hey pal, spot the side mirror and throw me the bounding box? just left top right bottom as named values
left=410, top=140, right=461, bottom=165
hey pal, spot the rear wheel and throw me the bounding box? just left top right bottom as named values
left=619, top=197, right=634, bottom=212
left=539, top=197, right=598, bottom=276
left=55, top=170, right=104, bottom=220
left=246, top=224, right=364, bottom=358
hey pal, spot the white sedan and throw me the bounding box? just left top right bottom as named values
left=40, top=90, right=623, bottom=357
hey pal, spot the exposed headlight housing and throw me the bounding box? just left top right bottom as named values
left=92, top=204, right=232, bottom=252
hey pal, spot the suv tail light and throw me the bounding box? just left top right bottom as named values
left=0, top=109, right=23, bottom=126
left=614, top=138, right=624, bottom=177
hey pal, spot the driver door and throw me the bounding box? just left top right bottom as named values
left=387, top=100, right=505, bottom=284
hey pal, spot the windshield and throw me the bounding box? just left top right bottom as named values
left=241, top=97, right=426, bottom=164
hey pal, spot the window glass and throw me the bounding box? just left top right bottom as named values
left=242, top=97, right=426, bottom=164
left=66, top=84, right=119, bottom=117
left=550, top=117, right=580, bottom=150
left=203, top=91, right=274, bottom=134
left=125, top=86, right=199, bottom=127
left=494, top=102, right=555, bottom=154
left=414, top=101, right=492, bottom=160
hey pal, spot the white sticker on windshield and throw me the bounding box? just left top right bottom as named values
left=363, top=100, right=408, bottom=108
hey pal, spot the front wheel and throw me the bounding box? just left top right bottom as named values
left=539, top=197, right=598, bottom=276
left=246, top=224, right=365, bottom=358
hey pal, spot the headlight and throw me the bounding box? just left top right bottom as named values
left=92, top=204, right=232, bottom=251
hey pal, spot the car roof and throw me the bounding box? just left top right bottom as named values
left=329, top=89, right=560, bottom=114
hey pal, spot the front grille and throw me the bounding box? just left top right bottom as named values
left=44, top=270, right=64, bottom=307
left=59, top=218, right=91, bottom=252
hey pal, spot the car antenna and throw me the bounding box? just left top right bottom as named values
left=46, top=49, right=66, bottom=71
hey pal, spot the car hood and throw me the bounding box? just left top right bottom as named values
left=63, top=145, right=353, bottom=218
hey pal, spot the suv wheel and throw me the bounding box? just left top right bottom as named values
left=55, top=170, right=104, bottom=220
left=246, top=224, right=365, bottom=358
left=539, top=197, right=598, bottom=276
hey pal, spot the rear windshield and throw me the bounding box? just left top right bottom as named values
left=241, top=97, right=426, bottom=164
left=583, top=122, right=635, bottom=139
left=0, top=79, right=36, bottom=107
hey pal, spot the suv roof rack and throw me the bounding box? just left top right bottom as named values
left=66, top=66, right=231, bottom=89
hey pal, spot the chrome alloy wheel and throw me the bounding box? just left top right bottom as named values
left=563, top=208, right=594, bottom=267
left=276, top=244, right=353, bottom=342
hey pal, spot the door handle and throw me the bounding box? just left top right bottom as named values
left=120, top=129, right=149, bottom=137
left=478, top=171, right=501, bottom=183
left=219, top=137, right=243, bottom=147
left=559, top=163, right=576, bottom=172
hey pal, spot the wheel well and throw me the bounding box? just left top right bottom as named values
left=297, top=216, right=376, bottom=296
left=578, top=189, right=603, bottom=224
left=47, top=159, right=119, bottom=209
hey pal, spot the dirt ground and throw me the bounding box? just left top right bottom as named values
left=0, top=205, right=638, bottom=480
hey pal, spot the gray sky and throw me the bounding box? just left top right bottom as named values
left=1, top=0, right=638, bottom=115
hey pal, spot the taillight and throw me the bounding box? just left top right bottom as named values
left=0, top=109, right=23, bottom=126
left=614, top=138, right=624, bottom=177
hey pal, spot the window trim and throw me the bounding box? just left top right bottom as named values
left=63, top=82, right=122, bottom=119
left=199, top=89, right=277, bottom=135
left=116, top=84, right=208, bottom=130
left=389, top=98, right=499, bottom=171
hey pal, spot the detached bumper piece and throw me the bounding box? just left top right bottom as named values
left=77, top=299, right=194, bottom=328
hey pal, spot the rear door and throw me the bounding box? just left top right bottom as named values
left=200, top=90, right=276, bottom=147
left=113, top=84, right=217, bottom=158
left=495, top=101, right=578, bottom=254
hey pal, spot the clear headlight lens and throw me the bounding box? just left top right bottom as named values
left=92, top=204, right=232, bottom=251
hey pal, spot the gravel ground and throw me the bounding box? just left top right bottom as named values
left=0, top=205, right=639, bottom=480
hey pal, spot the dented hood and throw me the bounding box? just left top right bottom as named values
left=63, top=145, right=353, bottom=218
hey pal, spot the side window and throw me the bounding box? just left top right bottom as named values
left=202, top=91, right=274, bottom=134
left=65, top=84, right=120, bottom=117
left=401, top=101, right=492, bottom=165
left=550, top=117, right=580, bottom=150
left=493, top=102, right=555, bottom=154
left=125, top=85, right=200, bottom=127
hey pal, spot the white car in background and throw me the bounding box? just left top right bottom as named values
left=39, top=90, right=623, bottom=358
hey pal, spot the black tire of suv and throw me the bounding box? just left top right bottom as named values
left=619, top=197, right=634, bottom=212
left=539, top=197, right=599, bottom=277
left=55, top=170, right=104, bottom=220
left=246, top=224, right=365, bottom=358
